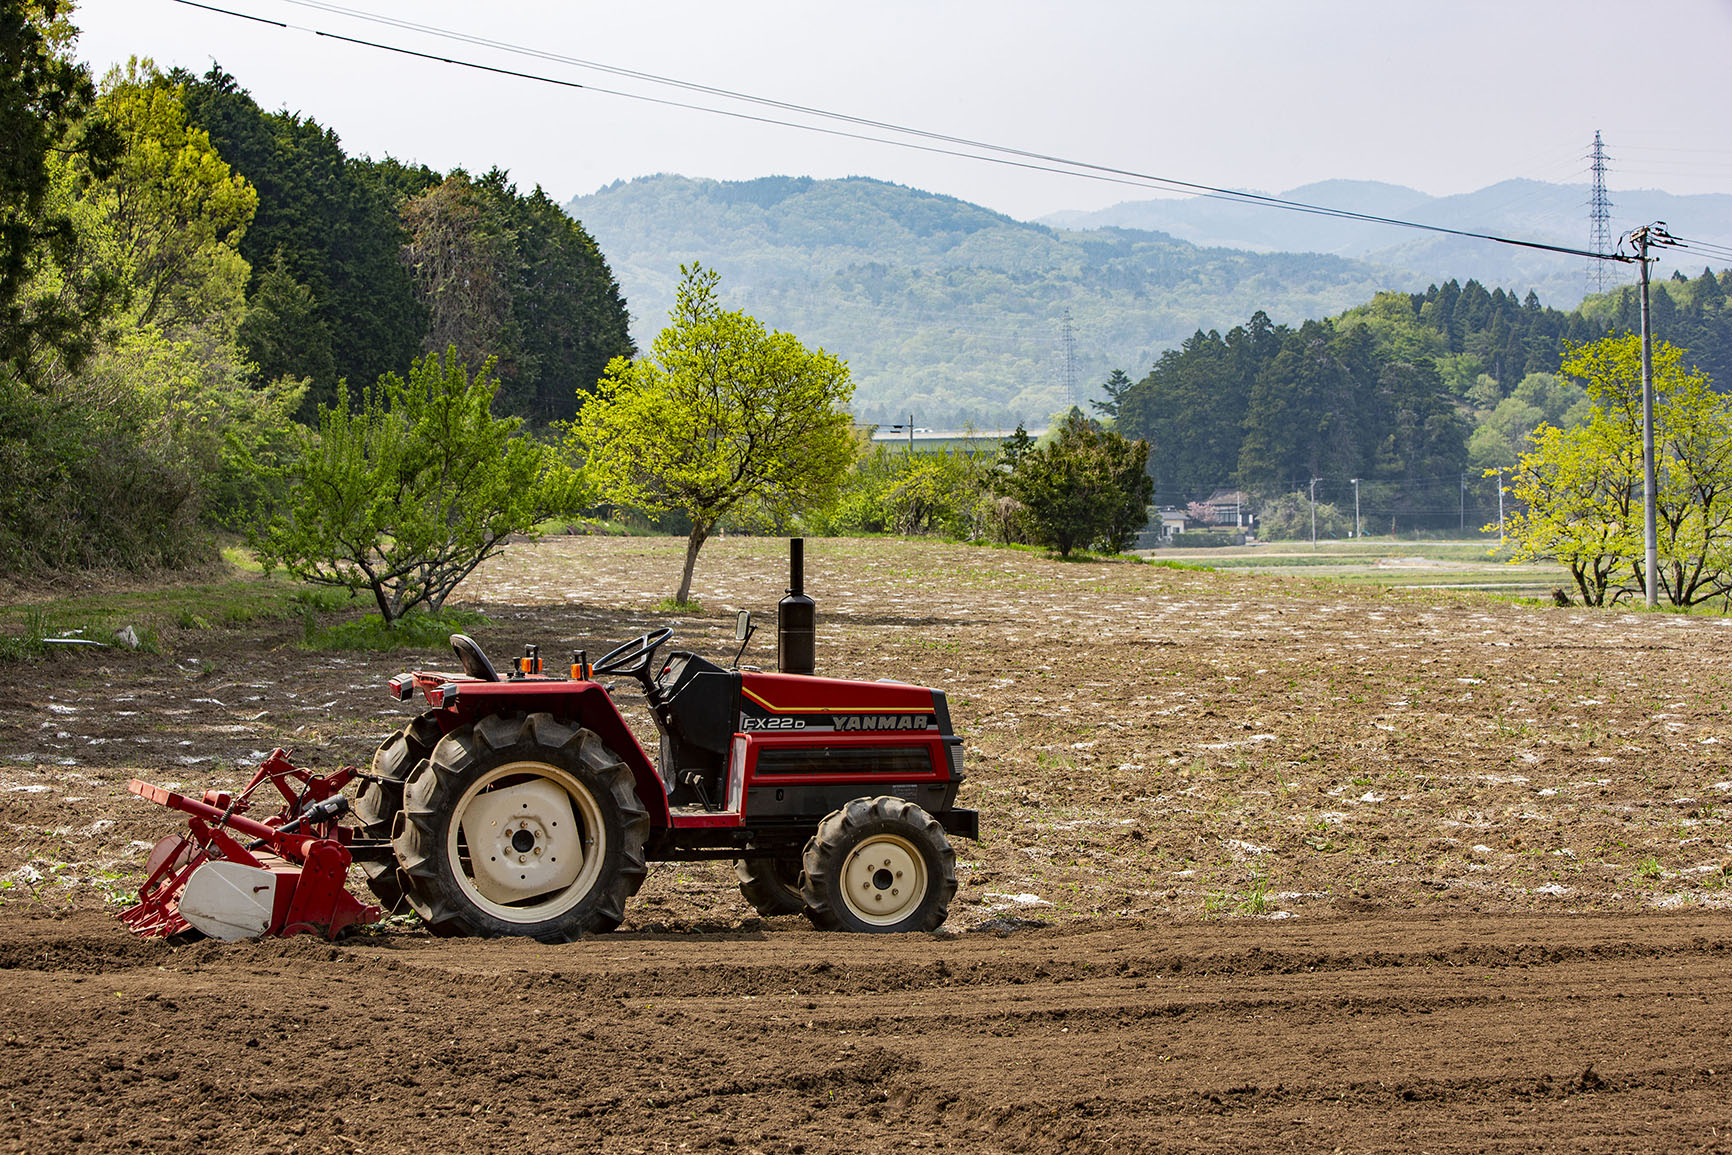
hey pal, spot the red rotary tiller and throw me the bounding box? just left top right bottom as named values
left=122, top=749, right=380, bottom=941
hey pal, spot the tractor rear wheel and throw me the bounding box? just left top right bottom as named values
left=354, top=711, right=443, bottom=912
left=801, top=797, right=956, bottom=933
left=392, top=712, right=648, bottom=941
left=734, top=857, right=806, bottom=917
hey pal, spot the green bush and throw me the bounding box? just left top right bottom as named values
left=1255, top=493, right=1352, bottom=542
left=808, top=443, right=998, bottom=540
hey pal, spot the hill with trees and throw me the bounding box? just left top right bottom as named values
left=1115, top=269, right=1732, bottom=530
left=1044, top=179, right=1732, bottom=311
left=565, top=175, right=1406, bottom=428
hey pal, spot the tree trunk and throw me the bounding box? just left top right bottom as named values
left=675, top=522, right=711, bottom=605
left=371, top=580, right=398, bottom=626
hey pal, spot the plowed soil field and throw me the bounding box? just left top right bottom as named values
left=3, top=535, right=1731, bottom=1153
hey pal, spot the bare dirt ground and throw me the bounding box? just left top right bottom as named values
left=3, top=535, right=1731, bottom=1153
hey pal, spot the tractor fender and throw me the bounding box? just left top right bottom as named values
left=435, top=682, right=671, bottom=827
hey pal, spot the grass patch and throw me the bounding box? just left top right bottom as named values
left=532, top=516, right=667, bottom=538
left=653, top=597, right=701, bottom=613
left=1236, top=872, right=1272, bottom=916
left=304, top=607, right=490, bottom=651
left=0, top=609, right=49, bottom=661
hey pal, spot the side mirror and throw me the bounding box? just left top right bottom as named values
left=732, top=610, right=755, bottom=667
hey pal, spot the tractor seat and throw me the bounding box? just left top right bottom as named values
left=449, top=633, right=499, bottom=682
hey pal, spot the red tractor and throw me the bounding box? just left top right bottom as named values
left=124, top=541, right=976, bottom=941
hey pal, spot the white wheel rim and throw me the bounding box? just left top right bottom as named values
left=447, top=761, right=606, bottom=923
left=839, top=833, right=927, bottom=927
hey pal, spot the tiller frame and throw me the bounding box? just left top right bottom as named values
left=121, top=749, right=380, bottom=941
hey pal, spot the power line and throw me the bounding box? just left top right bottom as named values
left=167, top=0, right=1637, bottom=267
left=1666, top=235, right=1732, bottom=263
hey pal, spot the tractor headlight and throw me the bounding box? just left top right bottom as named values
left=726, top=736, right=746, bottom=813
left=388, top=673, right=414, bottom=702
left=428, top=682, right=460, bottom=708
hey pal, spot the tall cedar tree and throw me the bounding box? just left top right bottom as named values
left=396, top=169, right=633, bottom=426
left=177, top=64, right=423, bottom=412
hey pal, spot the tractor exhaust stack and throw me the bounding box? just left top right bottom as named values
left=778, top=537, right=815, bottom=675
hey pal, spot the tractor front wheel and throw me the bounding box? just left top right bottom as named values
left=801, top=797, right=956, bottom=933
left=392, top=713, right=648, bottom=941
left=734, top=857, right=806, bottom=917
left=355, top=710, right=443, bottom=912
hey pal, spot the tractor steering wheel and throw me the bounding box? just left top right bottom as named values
left=592, top=626, right=674, bottom=679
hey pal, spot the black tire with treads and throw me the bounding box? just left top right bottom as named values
left=801, top=796, right=955, bottom=933
left=392, top=712, right=648, bottom=941
left=353, top=711, right=442, bottom=912
left=734, top=857, right=807, bottom=917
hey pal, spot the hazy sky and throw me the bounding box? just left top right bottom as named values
left=72, top=0, right=1732, bottom=223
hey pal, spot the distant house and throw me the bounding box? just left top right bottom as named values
left=1198, top=489, right=1253, bottom=530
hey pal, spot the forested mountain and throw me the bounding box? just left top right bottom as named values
left=1044, top=180, right=1732, bottom=311
left=565, top=174, right=1406, bottom=427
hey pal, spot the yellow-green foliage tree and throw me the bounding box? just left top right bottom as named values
left=0, top=46, right=296, bottom=570
left=573, top=263, right=857, bottom=604
left=1503, top=334, right=1732, bottom=606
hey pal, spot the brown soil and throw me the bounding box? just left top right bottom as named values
left=2, top=535, right=1731, bottom=1153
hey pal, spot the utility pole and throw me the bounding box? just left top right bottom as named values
left=1495, top=468, right=1505, bottom=546
left=1459, top=472, right=1466, bottom=535
left=1635, top=227, right=1658, bottom=607
left=1350, top=478, right=1361, bottom=539
left=1309, top=477, right=1319, bottom=549
left=1620, top=222, right=1677, bottom=606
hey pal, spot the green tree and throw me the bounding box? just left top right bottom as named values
left=178, top=65, right=424, bottom=412
left=997, top=408, right=1152, bottom=557
left=82, top=60, right=256, bottom=333
left=1090, top=367, right=1133, bottom=421
left=1503, top=335, right=1732, bottom=606
left=1502, top=418, right=1639, bottom=606
left=0, top=0, right=122, bottom=380
left=400, top=171, right=518, bottom=372
left=573, top=264, right=857, bottom=604
left=252, top=348, right=583, bottom=624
